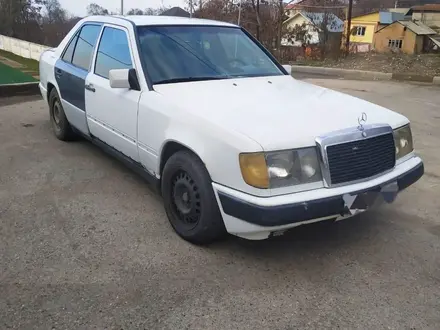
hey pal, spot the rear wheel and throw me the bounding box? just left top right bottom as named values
left=161, top=151, right=226, bottom=244
left=49, top=88, right=76, bottom=141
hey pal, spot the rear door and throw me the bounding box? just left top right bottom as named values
left=85, top=25, right=141, bottom=162
left=55, top=24, right=102, bottom=135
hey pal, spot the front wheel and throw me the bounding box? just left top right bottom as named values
left=161, top=151, right=226, bottom=245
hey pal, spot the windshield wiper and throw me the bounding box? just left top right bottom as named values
left=154, top=76, right=230, bottom=85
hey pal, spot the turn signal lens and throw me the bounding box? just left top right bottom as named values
left=239, top=153, right=269, bottom=189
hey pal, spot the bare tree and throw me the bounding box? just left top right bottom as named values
left=144, top=7, right=170, bottom=15
left=283, top=22, right=313, bottom=46
left=87, top=3, right=110, bottom=16
left=250, top=0, right=262, bottom=40
left=42, top=0, right=67, bottom=24
left=126, top=8, right=144, bottom=15
left=0, top=0, right=44, bottom=40
left=40, top=0, right=72, bottom=46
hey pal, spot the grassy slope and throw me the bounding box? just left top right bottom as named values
left=0, top=49, right=40, bottom=72
left=0, top=61, right=37, bottom=84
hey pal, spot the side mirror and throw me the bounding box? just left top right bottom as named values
left=109, top=68, right=140, bottom=91
left=282, top=64, right=292, bottom=75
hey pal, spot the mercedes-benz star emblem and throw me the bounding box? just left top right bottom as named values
left=358, top=112, right=368, bottom=137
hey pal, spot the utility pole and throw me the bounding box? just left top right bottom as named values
left=238, top=0, right=242, bottom=25
left=277, top=0, right=283, bottom=58
left=345, top=0, right=353, bottom=56
left=121, top=0, right=124, bottom=15
left=256, top=0, right=260, bottom=40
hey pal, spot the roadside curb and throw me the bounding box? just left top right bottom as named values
left=291, top=65, right=439, bottom=84
left=0, top=82, right=40, bottom=98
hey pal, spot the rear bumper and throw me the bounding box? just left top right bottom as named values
left=39, top=82, right=47, bottom=103
left=215, top=156, right=423, bottom=234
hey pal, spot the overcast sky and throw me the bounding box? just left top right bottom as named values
left=59, top=0, right=186, bottom=17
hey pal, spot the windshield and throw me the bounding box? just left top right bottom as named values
left=136, top=25, right=284, bottom=84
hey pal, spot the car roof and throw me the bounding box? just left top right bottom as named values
left=85, top=15, right=238, bottom=28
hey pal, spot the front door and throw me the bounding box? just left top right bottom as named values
left=85, top=25, right=141, bottom=162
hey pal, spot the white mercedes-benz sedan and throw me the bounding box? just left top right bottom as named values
left=39, top=15, right=424, bottom=244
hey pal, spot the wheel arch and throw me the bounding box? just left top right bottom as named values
left=159, top=140, right=206, bottom=178
left=47, top=82, right=57, bottom=104
left=155, top=125, right=267, bottom=196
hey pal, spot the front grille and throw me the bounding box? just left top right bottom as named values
left=326, top=133, right=396, bottom=185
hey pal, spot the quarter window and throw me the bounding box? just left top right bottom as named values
left=95, top=27, right=132, bottom=79
left=62, top=33, right=78, bottom=63
left=71, top=24, right=102, bottom=71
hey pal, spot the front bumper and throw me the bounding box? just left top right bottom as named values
left=216, top=157, right=424, bottom=230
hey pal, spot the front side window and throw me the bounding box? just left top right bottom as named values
left=72, top=24, right=102, bottom=70
left=136, top=25, right=283, bottom=84
left=95, top=27, right=133, bottom=79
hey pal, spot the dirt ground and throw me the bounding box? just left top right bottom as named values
left=1, top=78, right=440, bottom=329
left=302, top=52, right=440, bottom=76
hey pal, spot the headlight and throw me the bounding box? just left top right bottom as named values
left=393, top=125, right=413, bottom=160
left=239, top=148, right=322, bottom=189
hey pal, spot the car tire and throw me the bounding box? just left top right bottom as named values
left=49, top=88, right=76, bottom=141
left=161, top=150, right=226, bottom=245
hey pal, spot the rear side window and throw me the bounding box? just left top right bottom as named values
left=71, top=24, right=102, bottom=70
left=95, top=27, right=132, bottom=79
left=62, top=34, right=78, bottom=63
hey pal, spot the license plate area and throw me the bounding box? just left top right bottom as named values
left=337, top=181, right=398, bottom=220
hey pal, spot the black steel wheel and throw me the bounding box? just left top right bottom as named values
left=171, top=171, right=201, bottom=229
left=49, top=88, right=76, bottom=141
left=162, top=150, right=226, bottom=244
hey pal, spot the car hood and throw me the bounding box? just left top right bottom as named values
left=153, top=75, right=408, bottom=151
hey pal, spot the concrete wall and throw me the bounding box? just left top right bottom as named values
left=0, top=35, right=50, bottom=61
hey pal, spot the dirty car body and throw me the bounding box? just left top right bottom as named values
left=38, top=15, right=424, bottom=243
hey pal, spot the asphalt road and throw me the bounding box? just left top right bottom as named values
left=1, top=78, right=440, bottom=329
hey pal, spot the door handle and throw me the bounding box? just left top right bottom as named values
left=55, top=68, right=62, bottom=76
left=85, top=83, right=95, bottom=92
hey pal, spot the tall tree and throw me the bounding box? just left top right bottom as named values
left=126, top=8, right=144, bottom=15
left=144, top=7, right=171, bottom=15
left=87, top=3, right=110, bottom=15
left=0, top=0, right=44, bottom=38
left=41, top=0, right=71, bottom=46
left=43, top=0, right=67, bottom=24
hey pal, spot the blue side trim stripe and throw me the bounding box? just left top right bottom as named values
left=55, top=59, right=88, bottom=111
